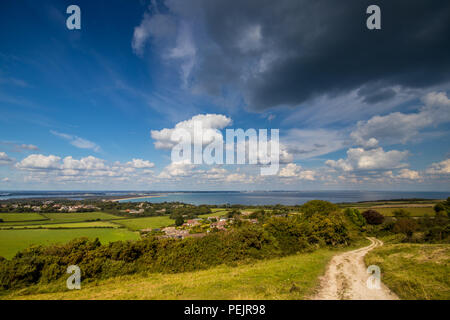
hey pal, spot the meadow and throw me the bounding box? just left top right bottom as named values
left=365, top=243, right=450, bottom=299
left=0, top=228, right=139, bottom=259
left=0, top=221, right=120, bottom=230
left=0, top=212, right=47, bottom=222
left=113, top=215, right=175, bottom=231
left=41, top=212, right=125, bottom=222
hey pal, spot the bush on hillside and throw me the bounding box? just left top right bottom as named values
left=344, top=208, right=366, bottom=228
left=392, top=208, right=411, bottom=218
left=393, top=218, right=418, bottom=238
left=362, top=210, right=385, bottom=225
left=300, top=200, right=339, bottom=218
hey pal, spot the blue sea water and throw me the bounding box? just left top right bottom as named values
left=1, top=190, right=448, bottom=205
left=119, top=191, right=449, bottom=206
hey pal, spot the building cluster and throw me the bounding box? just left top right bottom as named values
left=2, top=201, right=100, bottom=213
left=142, top=215, right=259, bottom=240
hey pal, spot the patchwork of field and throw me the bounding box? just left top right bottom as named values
left=0, top=212, right=124, bottom=227
left=0, top=228, right=140, bottom=259
left=113, top=216, right=174, bottom=231
left=1, top=221, right=120, bottom=230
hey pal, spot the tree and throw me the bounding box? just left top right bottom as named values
left=300, top=200, right=339, bottom=218
left=175, top=216, right=184, bottom=226
left=344, top=208, right=366, bottom=227
left=362, top=209, right=384, bottom=225
left=434, top=197, right=450, bottom=218
left=393, top=218, right=418, bottom=238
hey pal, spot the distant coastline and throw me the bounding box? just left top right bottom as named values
left=110, top=194, right=166, bottom=202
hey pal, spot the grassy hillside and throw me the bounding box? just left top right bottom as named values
left=365, top=243, right=450, bottom=299
left=0, top=228, right=139, bottom=259
left=3, top=248, right=340, bottom=300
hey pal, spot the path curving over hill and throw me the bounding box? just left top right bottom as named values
left=310, top=237, right=399, bottom=300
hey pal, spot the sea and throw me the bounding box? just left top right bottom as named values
left=1, top=190, right=448, bottom=206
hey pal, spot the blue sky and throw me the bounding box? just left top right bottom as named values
left=0, top=0, right=449, bottom=191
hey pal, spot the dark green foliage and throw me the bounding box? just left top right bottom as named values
left=392, top=208, right=411, bottom=218
left=265, top=217, right=309, bottom=254
left=227, top=209, right=241, bottom=218
left=434, top=197, right=450, bottom=218
left=175, top=216, right=184, bottom=226
left=344, top=208, right=366, bottom=228
left=393, top=218, right=418, bottom=238
left=300, top=200, right=339, bottom=218
left=362, top=209, right=384, bottom=225
left=305, top=212, right=350, bottom=246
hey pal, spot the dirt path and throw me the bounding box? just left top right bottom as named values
left=309, top=237, right=399, bottom=300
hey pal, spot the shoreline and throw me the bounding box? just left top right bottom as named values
left=109, top=194, right=166, bottom=202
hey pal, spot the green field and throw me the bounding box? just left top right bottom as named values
left=0, top=213, right=47, bottom=222
left=355, top=207, right=435, bottom=217
left=114, top=216, right=174, bottom=231
left=42, top=212, right=124, bottom=223
left=198, top=209, right=229, bottom=218
left=0, top=221, right=120, bottom=230
left=3, top=248, right=341, bottom=299
left=0, top=228, right=140, bottom=259
left=365, top=243, right=450, bottom=299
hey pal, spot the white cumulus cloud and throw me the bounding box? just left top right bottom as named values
left=151, top=114, right=232, bottom=150
left=351, top=91, right=450, bottom=147
left=426, top=159, right=450, bottom=175
left=326, top=147, right=409, bottom=172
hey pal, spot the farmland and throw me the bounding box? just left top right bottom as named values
left=113, top=216, right=175, bottom=231
left=41, top=212, right=125, bottom=223
left=1, top=221, right=120, bottom=230
left=0, top=228, right=139, bottom=259
left=0, top=212, right=46, bottom=222
left=0, top=211, right=142, bottom=258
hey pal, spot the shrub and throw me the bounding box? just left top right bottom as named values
left=362, top=209, right=384, bottom=225
left=392, top=208, right=411, bottom=218
left=344, top=208, right=366, bottom=227
left=393, top=218, right=418, bottom=238
left=305, top=212, right=350, bottom=246
left=434, top=197, right=450, bottom=218
left=175, top=216, right=184, bottom=226
left=300, top=200, right=339, bottom=218
left=265, top=217, right=309, bottom=254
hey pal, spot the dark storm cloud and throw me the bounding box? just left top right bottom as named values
left=161, top=0, right=450, bottom=110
